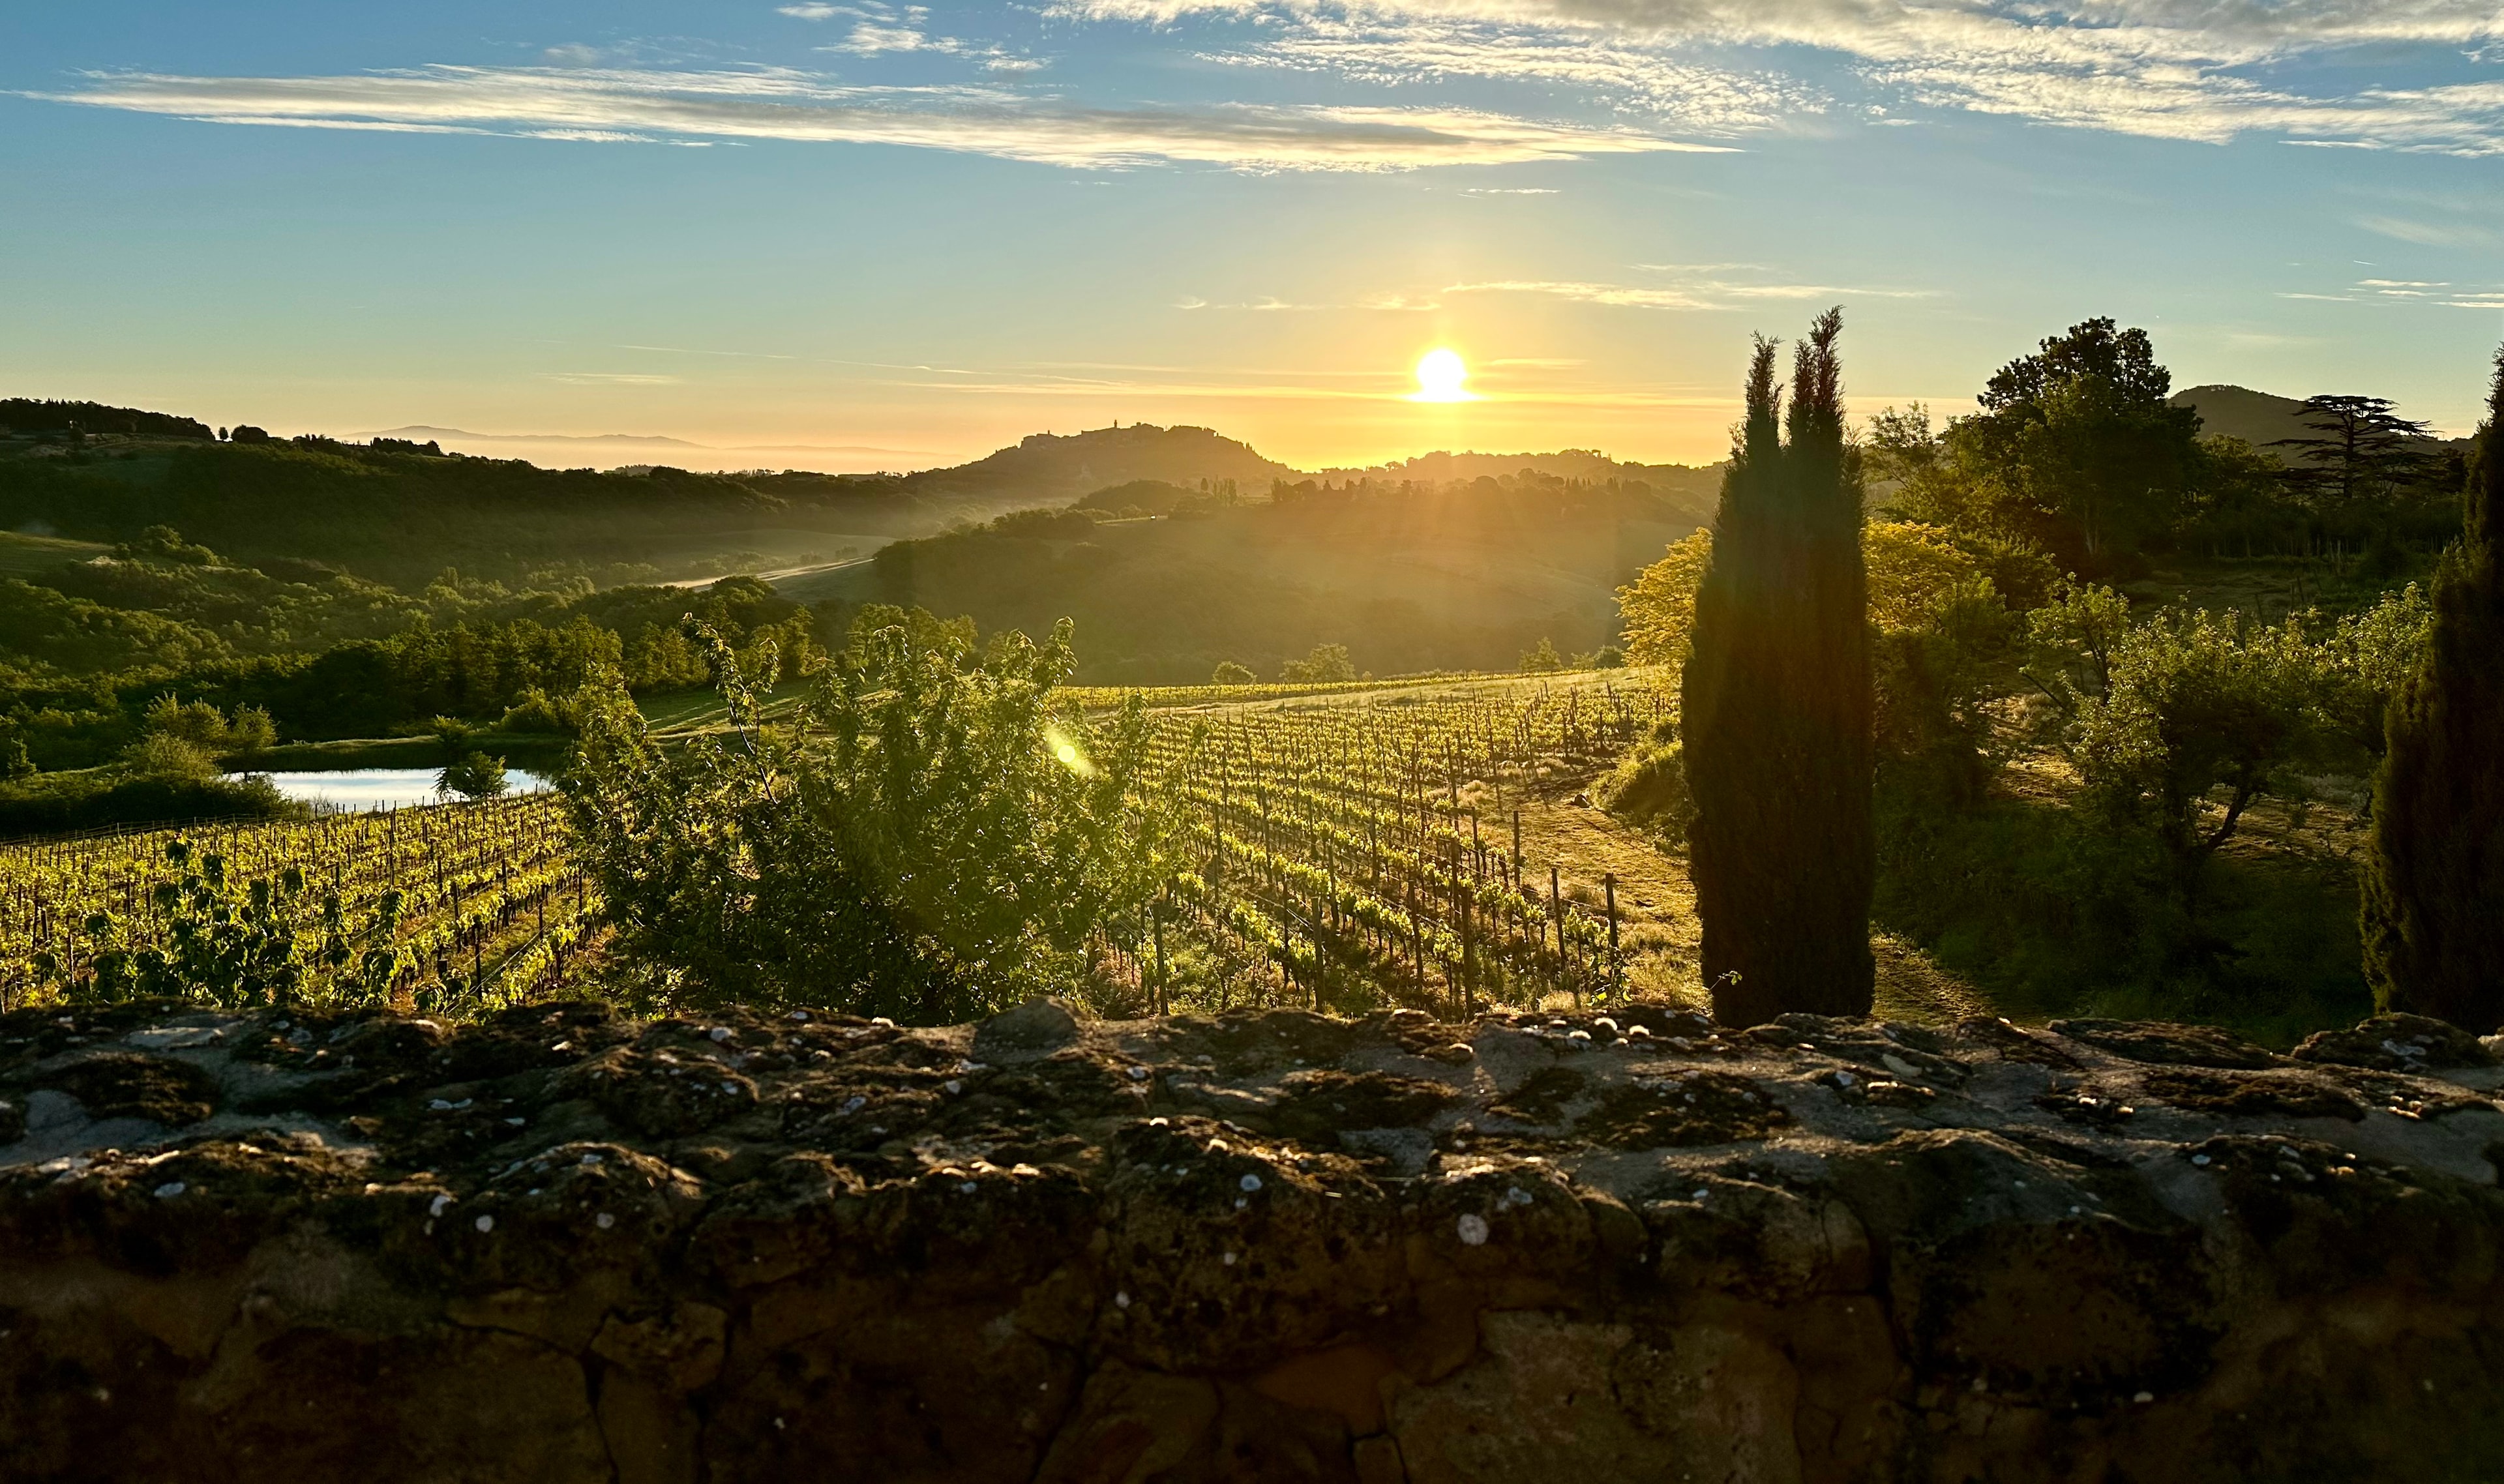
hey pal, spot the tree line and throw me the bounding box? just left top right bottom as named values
left=1866, top=319, right=2467, bottom=576
left=1620, top=314, right=2502, bottom=1032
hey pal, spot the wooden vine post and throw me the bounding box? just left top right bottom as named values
left=1604, top=872, right=1622, bottom=1000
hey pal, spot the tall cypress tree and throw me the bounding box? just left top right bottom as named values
left=1682, top=309, right=1875, bottom=1026
left=2361, top=345, right=2504, bottom=1029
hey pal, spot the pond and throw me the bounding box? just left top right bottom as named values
left=231, top=767, right=554, bottom=812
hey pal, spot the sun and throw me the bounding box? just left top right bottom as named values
left=1412, top=348, right=1473, bottom=402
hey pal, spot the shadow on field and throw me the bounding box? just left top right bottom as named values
left=1875, top=783, right=2372, bottom=1048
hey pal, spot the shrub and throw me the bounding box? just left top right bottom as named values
left=566, top=619, right=1170, bottom=1020
left=438, top=751, right=509, bottom=799
left=1598, top=728, right=1695, bottom=845
left=1279, top=643, right=1355, bottom=684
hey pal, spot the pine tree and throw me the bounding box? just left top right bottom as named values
left=1682, top=309, right=1875, bottom=1026
left=2361, top=346, right=2504, bottom=1028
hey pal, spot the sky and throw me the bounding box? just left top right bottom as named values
left=3, top=1, right=2500, bottom=471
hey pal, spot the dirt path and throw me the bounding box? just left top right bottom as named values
left=1491, top=772, right=1996, bottom=1027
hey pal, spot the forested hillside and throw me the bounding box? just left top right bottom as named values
left=857, top=467, right=1717, bottom=682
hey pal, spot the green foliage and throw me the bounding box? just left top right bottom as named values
left=1519, top=637, right=1565, bottom=673
left=986, top=506, right=1103, bottom=540
left=1874, top=777, right=2371, bottom=1046
left=497, top=686, right=587, bottom=735
left=1617, top=531, right=1712, bottom=666
left=1865, top=321, right=2203, bottom=568
left=57, top=840, right=402, bottom=1007
left=0, top=576, right=237, bottom=684
left=1683, top=312, right=1875, bottom=1024
left=566, top=617, right=1169, bottom=1020
left=119, top=730, right=219, bottom=782
left=0, top=769, right=297, bottom=838
left=2362, top=347, right=2504, bottom=1029
left=116, top=525, right=218, bottom=566
left=1280, top=643, right=1356, bottom=683
left=142, top=694, right=275, bottom=756
left=0, top=398, right=212, bottom=441
left=1599, top=725, right=1695, bottom=844
left=1874, top=573, right=2018, bottom=806
left=842, top=602, right=976, bottom=666
left=439, top=751, right=510, bottom=800
left=2035, top=584, right=2428, bottom=906
left=871, top=466, right=1688, bottom=683
left=1211, top=660, right=1257, bottom=685
left=2064, top=608, right=2329, bottom=902
left=2269, top=396, right=2436, bottom=510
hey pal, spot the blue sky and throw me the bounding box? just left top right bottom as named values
left=3, top=0, right=2499, bottom=469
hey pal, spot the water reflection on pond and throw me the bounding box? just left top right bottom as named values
left=231, top=767, right=553, bottom=812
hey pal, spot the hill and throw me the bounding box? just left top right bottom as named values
left=0, top=401, right=1718, bottom=600
left=1315, top=446, right=1723, bottom=501
left=0, top=398, right=213, bottom=441
left=2171, top=383, right=2473, bottom=462
left=902, top=423, right=1295, bottom=503
left=846, top=469, right=1713, bottom=682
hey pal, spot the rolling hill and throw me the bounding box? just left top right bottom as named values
left=2171, top=383, right=2474, bottom=462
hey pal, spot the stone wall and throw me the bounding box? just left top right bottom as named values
left=4, top=996, right=2502, bottom=1482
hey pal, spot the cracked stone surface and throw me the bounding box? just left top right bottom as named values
left=3, top=998, right=2503, bottom=1481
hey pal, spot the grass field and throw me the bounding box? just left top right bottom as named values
left=0, top=529, right=109, bottom=576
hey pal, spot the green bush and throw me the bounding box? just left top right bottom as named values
left=438, top=750, right=509, bottom=799
left=566, top=618, right=1171, bottom=1020
left=1598, top=730, right=1695, bottom=845
left=1279, top=642, right=1355, bottom=683
left=0, top=768, right=299, bottom=838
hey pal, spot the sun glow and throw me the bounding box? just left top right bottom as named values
left=1411, top=348, right=1474, bottom=402
left=1043, top=724, right=1096, bottom=777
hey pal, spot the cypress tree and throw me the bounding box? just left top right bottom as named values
left=2361, top=344, right=2504, bottom=1029
left=1682, top=309, right=1875, bottom=1026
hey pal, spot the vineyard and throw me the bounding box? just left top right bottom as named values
left=1110, top=672, right=1677, bottom=1018
left=1, top=670, right=1682, bottom=1020
left=0, top=797, right=601, bottom=1013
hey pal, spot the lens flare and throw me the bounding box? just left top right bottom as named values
left=1043, top=725, right=1096, bottom=777
left=1412, top=348, right=1472, bottom=402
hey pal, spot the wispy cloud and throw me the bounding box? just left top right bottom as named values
left=1052, top=1, right=2504, bottom=155
left=29, top=65, right=1724, bottom=169
left=2355, top=214, right=2499, bottom=247
left=2278, top=274, right=2504, bottom=309
left=1175, top=295, right=1332, bottom=309
left=548, top=372, right=684, bottom=385
left=808, top=9, right=1048, bottom=72
left=1448, top=278, right=1724, bottom=309
left=1442, top=268, right=1933, bottom=310
left=1201, top=14, right=1818, bottom=136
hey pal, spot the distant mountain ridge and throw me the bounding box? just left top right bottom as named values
left=372, top=424, right=706, bottom=449
left=22, top=394, right=1707, bottom=500
left=1313, top=447, right=1717, bottom=486
left=900, top=423, right=1296, bottom=502
left=2170, top=384, right=2473, bottom=462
